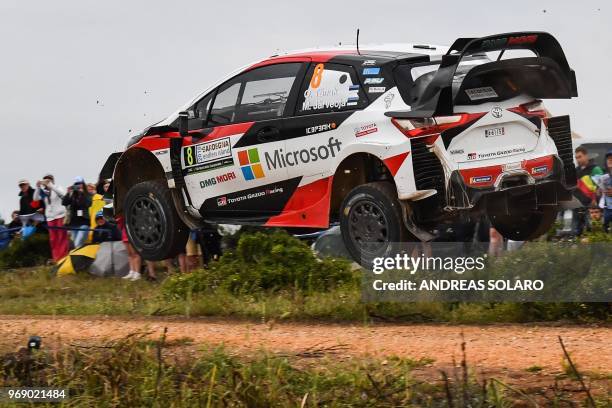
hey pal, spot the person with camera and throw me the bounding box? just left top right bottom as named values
left=62, top=176, right=92, bottom=248
left=33, top=174, right=69, bottom=261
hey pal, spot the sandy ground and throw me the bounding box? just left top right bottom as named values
left=0, top=315, right=609, bottom=376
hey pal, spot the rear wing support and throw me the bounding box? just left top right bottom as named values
left=386, top=32, right=577, bottom=119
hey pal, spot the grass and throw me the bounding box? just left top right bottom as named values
left=0, top=267, right=610, bottom=324
left=1, top=230, right=609, bottom=323
left=0, top=333, right=473, bottom=407
left=0, top=267, right=166, bottom=316
left=1, top=330, right=607, bottom=407
left=0, top=266, right=609, bottom=406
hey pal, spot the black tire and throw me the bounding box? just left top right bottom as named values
left=489, top=206, right=558, bottom=241
left=124, top=180, right=189, bottom=261
left=340, top=182, right=411, bottom=265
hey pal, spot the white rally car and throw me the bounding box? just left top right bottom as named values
left=101, top=31, right=578, bottom=264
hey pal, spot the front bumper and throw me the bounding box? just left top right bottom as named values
left=447, top=155, right=573, bottom=213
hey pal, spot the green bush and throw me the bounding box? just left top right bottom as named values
left=580, top=221, right=612, bottom=243
left=0, top=233, right=50, bottom=268
left=163, top=230, right=355, bottom=299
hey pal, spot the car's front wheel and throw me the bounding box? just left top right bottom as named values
left=489, top=206, right=558, bottom=241
left=340, top=182, right=411, bottom=266
left=124, top=180, right=189, bottom=261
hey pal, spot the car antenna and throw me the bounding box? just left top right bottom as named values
left=356, top=28, right=361, bottom=55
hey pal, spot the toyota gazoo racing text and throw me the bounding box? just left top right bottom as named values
left=102, top=32, right=578, bottom=264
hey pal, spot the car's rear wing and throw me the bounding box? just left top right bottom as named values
left=387, top=32, right=577, bottom=119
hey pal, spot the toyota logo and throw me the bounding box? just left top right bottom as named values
left=491, top=107, right=503, bottom=118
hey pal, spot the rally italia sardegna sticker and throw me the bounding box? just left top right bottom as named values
left=182, top=137, right=234, bottom=175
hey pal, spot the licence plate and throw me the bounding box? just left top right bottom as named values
left=485, top=127, right=505, bottom=137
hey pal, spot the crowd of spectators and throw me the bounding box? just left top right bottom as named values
left=1, top=175, right=112, bottom=260
left=573, top=146, right=612, bottom=234
left=1, top=174, right=219, bottom=281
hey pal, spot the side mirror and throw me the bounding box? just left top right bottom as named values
left=178, top=111, right=189, bottom=137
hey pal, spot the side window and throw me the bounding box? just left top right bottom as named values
left=235, top=76, right=295, bottom=122
left=209, top=82, right=241, bottom=126
left=297, top=63, right=367, bottom=115
left=193, top=93, right=213, bottom=120
left=187, top=92, right=214, bottom=130
left=206, top=63, right=302, bottom=127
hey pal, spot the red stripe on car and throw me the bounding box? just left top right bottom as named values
left=265, top=177, right=333, bottom=228
left=248, top=50, right=356, bottom=70
left=188, top=122, right=255, bottom=144
left=134, top=122, right=255, bottom=151
left=384, top=152, right=410, bottom=177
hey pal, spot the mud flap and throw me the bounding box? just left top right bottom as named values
left=168, top=137, right=201, bottom=229
left=399, top=200, right=436, bottom=241
left=99, top=152, right=122, bottom=181
left=169, top=138, right=185, bottom=191
left=486, top=182, right=565, bottom=215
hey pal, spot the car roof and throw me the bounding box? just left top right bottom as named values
left=253, top=43, right=449, bottom=66
left=153, top=43, right=449, bottom=129
left=278, top=43, right=449, bottom=58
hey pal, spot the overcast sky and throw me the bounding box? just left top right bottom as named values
left=0, top=0, right=610, bottom=220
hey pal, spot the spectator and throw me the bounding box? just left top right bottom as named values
left=199, top=227, right=223, bottom=265
left=95, top=178, right=111, bottom=196
left=62, top=176, right=92, bottom=248
left=0, top=218, right=9, bottom=250
left=572, top=146, right=604, bottom=235
left=7, top=211, right=21, bottom=238
left=185, top=232, right=203, bottom=271
left=117, top=216, right=156, bottom=281
left=144, top=260, right=162, bottom=281
left=593, top=150, right=612, bottom=232
left=117, top=216, right=141, bottom=281
left=33, top=174, right=69, bottom=262
left=488, top=227, right=504, bottom=257
left=92, top=211, right=121, bottom=243
left=588, top=205, right=603, bottom=224
left=177, top=254, right=188, bottom=273
left=18, top=180, right=44, bottom=226
left=88, top=183, right=105, bottom=242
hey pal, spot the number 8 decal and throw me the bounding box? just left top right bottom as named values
left=310, top=63, right=324, bottom=89
left=185, top=146, right=194, bottom=166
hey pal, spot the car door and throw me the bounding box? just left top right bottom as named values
left=180, top=62, right=307, bottom=222
left=271, top=63, right=368, bottom=223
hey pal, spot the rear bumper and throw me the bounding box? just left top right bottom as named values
left=447, top=155, right=573, bottom=213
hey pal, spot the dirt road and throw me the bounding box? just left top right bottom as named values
left=1, top=315, right=609, bottom=377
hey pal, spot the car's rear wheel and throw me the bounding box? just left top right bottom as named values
left=340, top=182, right=411, bottom=265
left=124, top=179, right=189, bottom=261
left=489, top=206, right=558, bottom=241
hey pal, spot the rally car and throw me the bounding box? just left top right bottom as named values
left=101, top=31, right=578, bottom=263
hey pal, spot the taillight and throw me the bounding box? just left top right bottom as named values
left=391, top=113, right=485, bottom=138
left=508, top=100, right=549, bottom=119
